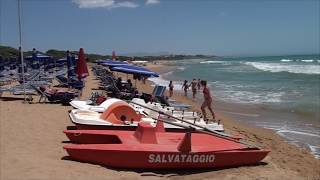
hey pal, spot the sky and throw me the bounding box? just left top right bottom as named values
left=0, top=0, right=319, bottom=56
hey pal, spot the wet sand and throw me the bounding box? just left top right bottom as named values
left=0, top=63, right=319, bottom=180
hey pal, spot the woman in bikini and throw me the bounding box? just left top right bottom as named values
left=200, top=80, right=216, bottom=122
left=168, top=81, right=174, bottom=97
left=191, top=79, right=198, bottom=101
left=182, top=80, right=189, bottom=96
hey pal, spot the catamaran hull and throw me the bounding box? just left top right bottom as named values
left=63, top=146, right=269, bottom=169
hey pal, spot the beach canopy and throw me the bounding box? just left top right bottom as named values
left=25, top=53, right=51, bottom=61
left=110, top=64, right=159, bottom=77
left=101, top=60, right=128, bottom=67
left=75, top=48, right=89, bottom=80
left=95, top=59, right=109, bottom=64
left=25, top=53, right=52, bottom=69
left=57, top=57, right=78, bottom=64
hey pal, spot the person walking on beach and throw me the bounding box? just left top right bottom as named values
left=197, top=78, right=201, bottom=90
left=182, top=80, right=189, bottom=96
left=168, top=81, right=174, bottom=97
left=200, top=80, right=216, bottom=122
left=191, top=79, right=198, bottom=101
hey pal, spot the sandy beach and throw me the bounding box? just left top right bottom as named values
left=0, top=63, right=319, bottom=180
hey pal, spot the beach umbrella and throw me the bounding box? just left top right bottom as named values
left=101, top=60, right=128, bottom=67
left=67, top=51, right=75, bottom=81
left=110, top=64, right=159, bottom=77
left=110, top=64, right=159, bottom=87
left=75, top=48, right=89, bottom=80
left=57, top=57, right=78, bottom=64
left=26, top=52, right=51, bottom=70
left=26, top=53, right=51, bottom=61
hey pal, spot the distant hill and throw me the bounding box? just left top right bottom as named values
left=0, top=45, right=217, bottom=62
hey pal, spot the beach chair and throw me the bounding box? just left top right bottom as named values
left=149, top=85, right=191, bottom=110
left=55, top=75, right=84, bottom=90
left=104, top=80, right=137, bottom=100
left=32, top=85, right=79, bottom=104
left=55, top=75, right=69, bottom=87
left=152, top=85, right=166, bottom=97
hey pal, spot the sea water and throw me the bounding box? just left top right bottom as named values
left=149, top=54, right=320, bottom=158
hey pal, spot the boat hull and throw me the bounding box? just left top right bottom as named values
left=64, top=146, right=269, bottom=169
left=63, top=129, right=269, bottom=169
left=74, top=123, right=227, bottom=134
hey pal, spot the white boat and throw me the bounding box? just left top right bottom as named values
left=70, top=98, right=145, bottom=114
left=70, top=98, right=121, bottom=112
left=70, top=98, right=198, bottom=119
left=69, top=98, right=224, bottom=131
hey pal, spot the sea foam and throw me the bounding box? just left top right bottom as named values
left=200, top=61, right=226, bottom=64
left=148, top=75, right=183, bottom=89
left=300, top=59, right=314, bottom=63
left=245, top=62, right=320, bottom=74
left=280, top=59, right=293, bottom=62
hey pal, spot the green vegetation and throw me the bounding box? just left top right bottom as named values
left=0, top=45, right=19, bottom=58
left=0, top=45, right=216, bottom=62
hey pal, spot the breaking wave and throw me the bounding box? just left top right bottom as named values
left=148, top=75, right=183, bottom=89
left=245, top=62, right=320, bottom=75
left=200, top=61, right=226, bottom=64
left=280, top=59, right=293, bottom=62
left=300, top=59, right=314, bottom=63
left=177, top=66, right=186, bottom=71
left=280, top=59, right=320, bottom=63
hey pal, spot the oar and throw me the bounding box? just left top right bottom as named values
left=129, top=100, right=258, bottom=148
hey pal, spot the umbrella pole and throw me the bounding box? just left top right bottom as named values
left=54, top=59, right=56, bottom=72
left=18, top=0, right=26, bottom=103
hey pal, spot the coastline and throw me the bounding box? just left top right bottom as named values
left=144, top=63, right=320, bottom=178
left=0, top=63, right=319, bottom=180
left=147, top=62, right=320, bottom=159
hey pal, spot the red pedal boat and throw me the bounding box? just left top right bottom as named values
left=63, top=122, right=269, bottom=169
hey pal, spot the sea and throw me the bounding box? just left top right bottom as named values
left=149, top=54, right=320, bottom=159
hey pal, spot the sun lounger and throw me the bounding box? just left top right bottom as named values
left=152, top=85, right=166, bottom=97
left=142, top=85, right=191, bottom=110
left=55, top=75, right=84, bottom=90
left=32, top=85, right=79, bottom=104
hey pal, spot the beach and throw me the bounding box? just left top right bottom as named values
left=0, top=63, right=319, bottom=180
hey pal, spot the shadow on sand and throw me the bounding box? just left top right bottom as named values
left=0, top=97, right=26, bottom=101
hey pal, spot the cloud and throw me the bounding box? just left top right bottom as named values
left=72, top=0, right=139, bottom=9
left=145, top=0, right=160, bottom=5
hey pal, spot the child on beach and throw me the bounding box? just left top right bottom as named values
left=182, top=80, right=189, bottom=96
left=168, top=81, right=174, bottom=97
left=191, top=79, right=198, bottom=101
left=200, top=80, right=216, bottom=122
